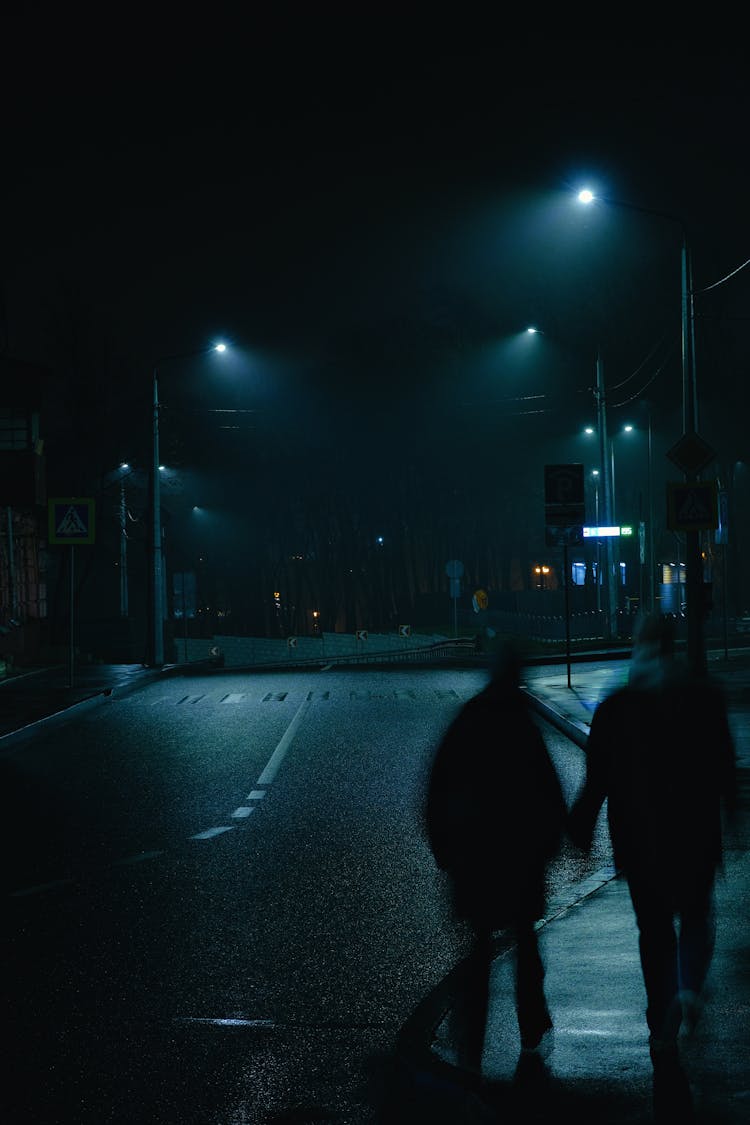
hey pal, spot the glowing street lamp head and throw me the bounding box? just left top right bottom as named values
left=526, top=326, right=539, bottom=334
left=214, top=342, right=227, bottom=353
left=577, top=189, right=595, bottom=205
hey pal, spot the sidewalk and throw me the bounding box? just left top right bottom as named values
left=396, top=649, right=750, bottom=1123
left=0, top=663, right=168, bottom=745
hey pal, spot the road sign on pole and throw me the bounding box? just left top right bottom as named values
left=48, top=497, right=95, bottom=545
left=667, top=480, right=718, bottom=531
left=544, top=465, right=584, bottom=547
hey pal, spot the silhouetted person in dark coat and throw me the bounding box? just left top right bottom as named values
left=568, top=613, right=737, bottom=1120
left=425, top=643, right=566, bottom=1073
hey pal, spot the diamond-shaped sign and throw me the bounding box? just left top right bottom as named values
left=666, top=432, right=716, bottom=475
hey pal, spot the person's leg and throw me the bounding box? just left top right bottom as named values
left=628, top=872, right=695, bottom=1120
left=458, top=927, right=492, bottom=1074
left=677, top=868, right=716, bottom=1032
left=515, top=920, right=551, bottom=1049
left=626, top=870, right=681, bottom=1044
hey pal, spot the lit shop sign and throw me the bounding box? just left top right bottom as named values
left=583, top=526, right=634, bottom=538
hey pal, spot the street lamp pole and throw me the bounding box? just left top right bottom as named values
left=149, top=343, right=227, bottom=668
left=120, top=472, right=129, bottom=618
left=646, top=408, right=655, bottom=613
left=594, top=350, right=617, bottom=639
left=151, top=366, right=164, bottom=666
left=578, top=191, right=704, bottom=671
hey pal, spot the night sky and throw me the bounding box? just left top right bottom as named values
left=3, top=35, right=749, bottom=598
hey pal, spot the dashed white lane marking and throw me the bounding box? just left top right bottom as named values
left=175, top=1017, right=275, bottom=1030
left=13, top=697, right=313, bottom=883
left=191, top=826, right=237, bottom=840
left=190, top=704, right=309, bottom=838
left=221, top=693, right=245, bottom=704
left=256, top=699, right=311, bottom=785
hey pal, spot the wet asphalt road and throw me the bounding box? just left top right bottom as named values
left=2, top=665, right=611, bottom=1124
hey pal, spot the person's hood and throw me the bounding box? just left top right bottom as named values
left=627, top=641, right=672, bottom=689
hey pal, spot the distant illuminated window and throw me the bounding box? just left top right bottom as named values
left=619, top=561, right=627, bottom=586
left=571, top=561, right=586, bottom=586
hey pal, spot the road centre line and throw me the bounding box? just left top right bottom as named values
left=191, top=826, right=236, bottom=840
left=191, top=714, right=304, bottom=838
left=256, top=698, right=311, bottom=786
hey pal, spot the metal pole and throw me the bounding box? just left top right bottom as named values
left=68, top=545, right=75, bottom=688
left=564, top=542, right=572, bottom=688
left=151, top=367, right=164, bottom=667
left=681, top=236, right=705, bottom=674
left=596, top=352, right=616, bottom=639
left=120, top=477, right=129, bottom=618
left=647, top=411, right=655, bottom=612
left=594, top=481, right=602, bottom=616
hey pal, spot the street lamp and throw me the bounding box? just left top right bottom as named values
left=576, top=188, right=704, bottom=670
left=150, top=342, right=228, bottom=667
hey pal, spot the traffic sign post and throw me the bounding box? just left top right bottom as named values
left=47, top=498, right=96, bottom=689
left=544, top=466, right=585, bottom=676
left=445, top=560, right=464, bottom=637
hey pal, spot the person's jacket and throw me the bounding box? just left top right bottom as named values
left=425, top=682, right=566, bottom=923
left=568, top=662, right=737, bottom=873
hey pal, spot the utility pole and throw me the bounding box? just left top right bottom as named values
left=595, top=351, right=617, bottom=639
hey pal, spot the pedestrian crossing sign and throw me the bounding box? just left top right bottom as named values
left=48, top=497, right=96, bottom=545
left=666, top=480, right=718, bottom=531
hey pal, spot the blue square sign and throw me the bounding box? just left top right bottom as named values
left=48, top=497, right=96, bottom=545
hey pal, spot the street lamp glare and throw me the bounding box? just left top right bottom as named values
left=577, top=189, right=595, bottom=205
left=526, top=326, right=538, bottom=334
left=214, top=342, right=227, bottom=353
